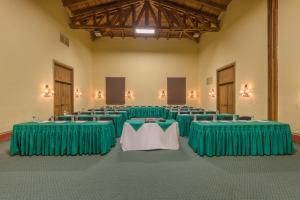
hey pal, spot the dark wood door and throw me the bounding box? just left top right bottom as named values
left=54, top=63, right=73, bottom=116
left=217, top=64, right=235, bottom=114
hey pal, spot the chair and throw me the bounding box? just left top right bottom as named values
left=80, top=112, right=92, bottom=115
left=239, top=116, right=252, bottom=120
left=197, top=115, right=213, bottom=121
left=94, top=112, right=104, bottom=115
left=192, top=111, right=204, bottom=114
left=98, top=117, right=114, bottom=122
left=222, top=116, right=234, bottom=121
left=78, top=116, right=94, bottom=121
left=180, top=111, right=190, bottom=114
left=206, top=111, right=217, bottom=114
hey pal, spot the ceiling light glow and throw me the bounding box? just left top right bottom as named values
left=135, top=28, right=155, bottom=34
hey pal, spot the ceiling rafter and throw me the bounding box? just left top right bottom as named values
left=64, top=0, right=231, bottom=42
left=195, top=0, right=227, bottom=11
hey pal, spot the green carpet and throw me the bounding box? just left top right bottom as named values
left=0, top=138, right=300, bottom=200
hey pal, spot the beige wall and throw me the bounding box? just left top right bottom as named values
left=278, top=0, right=300, bottom=133
left=0, top=0, right=93, bottom=133
left=92, top=38, right=200, bottom=107
left=197, top=0, right=268, bottom=119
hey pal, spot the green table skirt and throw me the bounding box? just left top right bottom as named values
left=188, top=121, right=294, bottom=156
left=58, top=114, right=124, bottom=138
left=177, top=114, right=237, bottom=136
left=10, top=122, right=116, bottom=156
left=128, top=107, right=167, bottom=119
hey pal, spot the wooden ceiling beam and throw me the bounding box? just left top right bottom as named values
left=62, top=0, right=88, bottom=7
left=71, top=0, right=141, bottom=17
left=71, top=24, right=218, bottom=32
left=151, top=0, right=219, bottom=24
left=195, top=0, right=227, bottom=11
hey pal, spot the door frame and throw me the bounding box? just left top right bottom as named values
left=216, top=62, right=236, bottom=114
left=53, top=60, right=74, bottom=116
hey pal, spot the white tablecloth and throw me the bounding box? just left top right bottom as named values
left=120, top=122, right=180, bottom=151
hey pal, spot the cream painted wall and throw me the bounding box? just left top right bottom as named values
left=278, top=0, right=300, bottom=133
left=92, top=38, right=200, bottom=107
left=197, top=0, right=268, bottom=119
left=0, top=0, right=93, bottom=133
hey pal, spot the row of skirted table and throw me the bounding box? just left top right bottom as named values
left=10, top=107, right=294, bottom=157
left=88, top=106, right=210, bottom=120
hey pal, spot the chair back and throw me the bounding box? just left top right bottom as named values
left=239, top=116, right=252, bottom=120
left=192, top=111, right=204, bottom=114
left=206, top=111, right=217, bottom=114
left=180, top=111, right=190, bottom=114
left=197, top=115, right=213, bottom=121
left=222, top=116, right=233, bottom=121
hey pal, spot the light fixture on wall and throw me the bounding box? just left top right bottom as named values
left=240, top=84, right=251, bottom=97
left=188, top=90, right=197, bottom=99
left=209, top=89, right=216, bottom=98
left=75, top=89, right=82, bottom=98
left=97, top=90, right=104, bottom=100
left=126, top=90, right=134, bottom=99
left=42, top=84, right=54, bottom=97
left=159, top=90, right=167, bottom=99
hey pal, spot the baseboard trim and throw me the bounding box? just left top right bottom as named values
left=0, top=131, right=12, bottom=142
left=292, top=133, right=300, bottom=143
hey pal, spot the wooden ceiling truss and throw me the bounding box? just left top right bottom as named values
left=63, top=0, right=231, bottom=42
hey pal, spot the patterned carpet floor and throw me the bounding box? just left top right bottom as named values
left=0, top=138, right=300, bottom=200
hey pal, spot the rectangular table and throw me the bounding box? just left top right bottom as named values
left=188, top=120, right=294, bottom=156
left=10, top=121, right=116, bottom=156
left=177, top=114, right=237, bottom=137
left=58, top=114, right=124, bottom=137
left=120, top=120, right=179, bottom=151
left=127, top=107, right=168, bottom=119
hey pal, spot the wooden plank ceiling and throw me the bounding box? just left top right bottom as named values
left=62, top=0, right=232, bottom=42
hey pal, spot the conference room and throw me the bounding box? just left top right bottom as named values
left=0, top=0, right=299, bottom=200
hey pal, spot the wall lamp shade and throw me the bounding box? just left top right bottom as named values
left=188, top=90, right=197, bottom=99
left=42, top=85, right=54, bottom=97
left=209, top=89, right=216, bottom=98
left=75, top=89, right=82, bottom=98
left=159, top=90, right=167, bottom=99
left=97, top=91, right=104, bottom=99
left=240, top=84, right=251, bottom=97
left=126, top=90, right=133, bottom=99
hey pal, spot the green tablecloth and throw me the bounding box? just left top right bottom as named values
left=10, top=121, right=116, bottom=156
left=188, top=121, right=294, bottom=157
left=128, top=107, right=167, bottom=119
left=126, top=119, right=145, bottom=131
left=177, top=114, right=238, bottom=136
left=58, top=114, right=124, bottom=137
left=167, top=111, right=178, bottom=119
left=126, top=119, right=176, bottom=132
left=156, top=120, right=176, bottom=131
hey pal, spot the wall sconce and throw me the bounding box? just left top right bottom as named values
left=126, top=90, right=133, bottom=99
left=159, top=90, right=167, bottom=99
left=42, top=84, right=54, bottom=97
left=209, top=89, right=216, bottom=98
left=240, top=84, right=251, bottom=97
left=75, top=89, right=82, bottom=98
left=97, top=90, right=104, bottom=100
left=188, top=90, right=197, bottom=99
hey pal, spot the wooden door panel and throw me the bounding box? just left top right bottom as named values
left=54, top=63, right=73, bottom=116
left=227, top=83, right=235, bottom=114
left=218, top=85, right=228, bottom=113
left=217, top=65, right=235, bottom=114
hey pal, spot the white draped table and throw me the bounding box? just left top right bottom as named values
left=120, top=122, right=180, bottom=151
